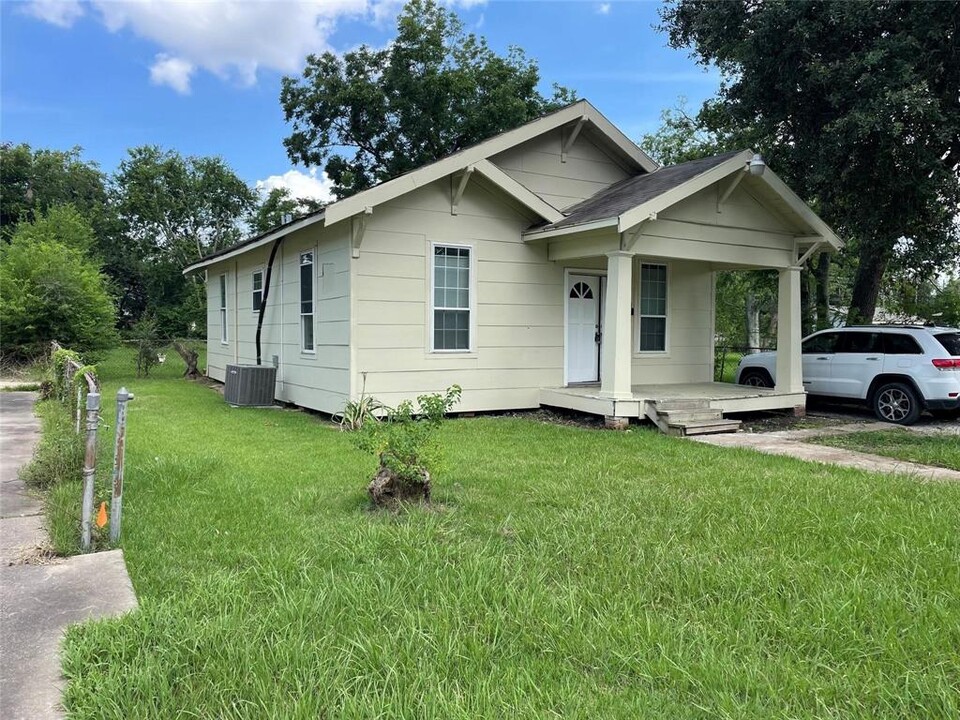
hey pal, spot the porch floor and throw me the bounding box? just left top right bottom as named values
left=540, top=382, right=805, bottom=419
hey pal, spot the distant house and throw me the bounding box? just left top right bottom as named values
left=184, top=100, right=841, bottom=430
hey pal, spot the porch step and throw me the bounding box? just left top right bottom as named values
left=653, top=398, right=712, bottom=411
left=657, top=409, right=724, bottom=424
left=666, top=419, right=742, bottom=437
left=646, top=398, right=742, bottom=436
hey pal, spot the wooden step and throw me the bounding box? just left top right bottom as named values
left=657, top=409, right=724, bottom=424
left=667, top=419, right=742, bottom=437
left=654, top=398, right=712, bottom=411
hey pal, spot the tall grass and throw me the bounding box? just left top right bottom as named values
left=57, top=347, right=960, bottom=718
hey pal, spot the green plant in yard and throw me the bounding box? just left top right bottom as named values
left=356, top=384, right=461, bottom=505
left=130, top=316, right=162, bottom=377
left=19, top=400, right=84, bottom=490
left=334, top=373, right=385, bottom=431
left=52, top=348, right=81, bottom=401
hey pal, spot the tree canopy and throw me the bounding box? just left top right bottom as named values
left=248, top=187, right=325, bottom=235
left=280, top=0, right=574, bottom=199
left=0, top=143, right=110, bottom=241
left=0, top=206, right=117, bottom=358
left=660, top=0, right=960, bottom=323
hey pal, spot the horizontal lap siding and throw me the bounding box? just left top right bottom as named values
left=490, top=128, right=631, bottom=211
left=353, top=179, right=564, bottom=412
left=203, top=224, right=351, bottom=414
left=640, top=184, right=799, bottom=268
left=631, top=260, right=714, bottom=384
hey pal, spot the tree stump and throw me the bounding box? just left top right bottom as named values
left=368, top=463, right=431, bottom=508
left=173, top=341, right=201, bottom=379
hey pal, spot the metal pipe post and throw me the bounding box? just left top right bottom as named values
left=80, top=391, right=100, bottom=552
left=109, top=387, right=133, bottom=543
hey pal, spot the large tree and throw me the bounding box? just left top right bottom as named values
left=0, top=143, right=110, bottom=241
left=660, top=0, right=960, bottom=323
left=280, top=0, right=574, bottom=199
left=0, top=206, right=117, bottom=358
left=112, top=146, right=257, bottom=335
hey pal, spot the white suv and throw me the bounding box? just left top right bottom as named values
left=735, top=326, right=960, bottom=424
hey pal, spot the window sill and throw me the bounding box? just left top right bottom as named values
left=428, top=349, right=477, bottom=357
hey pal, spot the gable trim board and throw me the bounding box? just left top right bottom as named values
left=188, top=101, right=842, bottom=419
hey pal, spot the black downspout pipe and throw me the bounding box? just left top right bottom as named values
left=255, top=235, right=285, bottom=366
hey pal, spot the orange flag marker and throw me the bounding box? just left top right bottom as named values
left=96, top=502, right=108, bottom=529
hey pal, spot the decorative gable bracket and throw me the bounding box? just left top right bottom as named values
left=561, top=116, right=587, bottom=163
left=351, top=207, right=373, bottom=258
left=451, top=166, right=476, bottom=215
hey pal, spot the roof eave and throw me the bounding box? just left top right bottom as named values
left=182, top=211, right=326, bottom=274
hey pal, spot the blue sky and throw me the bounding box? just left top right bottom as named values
left=1, top=0, right=721, bottom=201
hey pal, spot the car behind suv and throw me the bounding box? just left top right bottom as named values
left=735, top=325, right=960, bottom=424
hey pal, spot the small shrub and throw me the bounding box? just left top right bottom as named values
left=130, top=316, right=162, bottom=377
left=19, top=400, right=84, bottom=490
left=336, top=393, right=385, bottom=431
left=352, top=385, right=461, bottom=506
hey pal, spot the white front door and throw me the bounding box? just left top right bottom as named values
left=567, top=274, right=602, bottom=383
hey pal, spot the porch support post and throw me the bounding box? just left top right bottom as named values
left=600, top=251, right=634, bottom=400
left=776, top=266, right=804, bottom=394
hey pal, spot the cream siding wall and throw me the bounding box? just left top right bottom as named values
left=634, top=182, right=799, bottom=268
left=203, top=223, right=351, bottom=414
left=630, top=260, right=714, bottom=384
left=489, top=128, right=632, bottom=211
left=351, top=178, right=564, bottom=412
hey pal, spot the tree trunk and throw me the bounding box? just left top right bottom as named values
left=815, top=253, right=831, bottom=329
left=368, top=462, right=431, bottom=508
left=800, top=268, right=814, bottom=337
left=745, top=293, right=760, bottom=352
left=173, top=341, right=201, bottom=379
left=847, top=247, right=888, bottom=324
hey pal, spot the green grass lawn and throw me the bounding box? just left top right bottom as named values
left=56, top=349, right=960, bottom=718
left=810, top=429, right=960, bottom=472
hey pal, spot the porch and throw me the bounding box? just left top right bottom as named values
left=540, top=382, right=806, bottom=429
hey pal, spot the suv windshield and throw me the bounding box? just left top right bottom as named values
left=934, top=332, right=960, bottom=356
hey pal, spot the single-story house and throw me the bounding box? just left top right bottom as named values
left=184, top=100, right=841, bottom=432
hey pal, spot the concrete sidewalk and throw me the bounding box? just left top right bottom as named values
left=693, top=425, right=960, bottom=483
left=1, top=392, right=138, bottom=720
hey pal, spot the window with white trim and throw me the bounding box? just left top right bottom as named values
left=638, top=263, right=667, bottom=352
left=252, top=270, right=263, bottom=313
left=432, top=245, right=471, bottom=351
left=299, top=252, right=315, bottom=352
left=218, top=274, right=228, bottom=344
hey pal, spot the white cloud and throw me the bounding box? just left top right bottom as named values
left=597, top=3, right=611, bottom=15
left=23, top=0, right=490, bottom=94
left=149, top=54, right=194, bottom=94
left=27, top=0, right=372, bottom=93
left=256, top=168, right=336, bottom=205
left=21, top=0, right=85, bottom=27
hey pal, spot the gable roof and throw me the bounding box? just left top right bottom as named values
left=537, top=151, right=744, bottom=231
left=185, top=100, right=657, bottom=273
left=524, top=149, right=843, bottom=250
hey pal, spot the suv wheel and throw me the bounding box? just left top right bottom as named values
left=873, top=382, right=921, bottom=425
left=739, top=369, right=773, bottom=388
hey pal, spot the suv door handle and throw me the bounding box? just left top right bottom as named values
left=816, top=356, right=829, bottom=360
left=866, top=357, right=880, bottom=361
